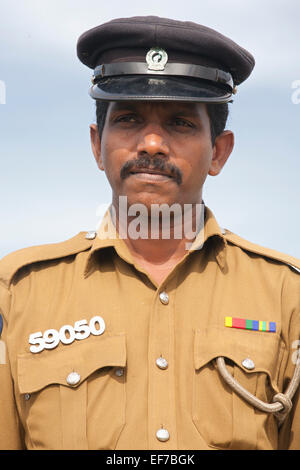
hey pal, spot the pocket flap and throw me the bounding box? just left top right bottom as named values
left=18, top=333, right=126, bottom=394
left=194, top=327, right=283, bottom=390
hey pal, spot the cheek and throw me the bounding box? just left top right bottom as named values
left=100, top=140, right=130, bottom=183
left=180, top=142, right=213, bottom=185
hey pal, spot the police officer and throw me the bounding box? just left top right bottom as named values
left=0, top=16, right=300, bottom=450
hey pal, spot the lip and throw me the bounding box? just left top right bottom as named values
left=129, top=169, right=173, bottom=178
left=128, top=170, right=174, bottom=182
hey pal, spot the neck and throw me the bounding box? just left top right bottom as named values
left=111, top=199, right=205, bottom=266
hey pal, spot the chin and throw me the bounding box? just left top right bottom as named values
left=126, top=194, right=179, bottom=210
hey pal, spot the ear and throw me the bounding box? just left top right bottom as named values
left=90, top=124, right=104, bottom=171
left=208, top=130, right=234, bottom=176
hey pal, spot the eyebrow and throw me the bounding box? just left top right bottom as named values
left=109, top=102, right=139, bottom=112
left=109, top=102, right=202, bottom=117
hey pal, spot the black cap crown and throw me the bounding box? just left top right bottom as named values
left=77, top=16, right=255, bottom=103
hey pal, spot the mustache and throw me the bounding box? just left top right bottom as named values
left=120, top=156, right=183, bottom=185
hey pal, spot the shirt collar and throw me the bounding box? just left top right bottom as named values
left=203, top=206, right=227, bottom=271
left=187, top=206, right=227, bottom=271
left=84, top=204, right=227, bottom=277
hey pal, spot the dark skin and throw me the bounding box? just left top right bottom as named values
left=90, top=101, right=234, bottom=285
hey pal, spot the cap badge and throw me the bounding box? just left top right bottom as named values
left=146, top=47, right=168, bottom=71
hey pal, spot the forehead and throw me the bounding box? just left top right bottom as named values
left=107, top=101, right=207, bottom=117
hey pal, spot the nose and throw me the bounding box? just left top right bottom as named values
left=137, top=131, right=169, bottom=158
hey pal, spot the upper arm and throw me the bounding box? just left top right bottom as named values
left=0, top=282, right=24, bottom=450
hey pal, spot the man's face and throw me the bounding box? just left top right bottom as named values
left=91, top=101, right=233, bottom=210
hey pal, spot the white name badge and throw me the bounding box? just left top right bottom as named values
left=29, top=316, right=106, bottom=354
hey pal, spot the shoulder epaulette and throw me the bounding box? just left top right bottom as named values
left=0, top=232, right=94, bottom=288
left=224, top=229, right=300, bottom=274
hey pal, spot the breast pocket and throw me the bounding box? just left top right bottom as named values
left=17, top=333, right=126, bottom=450
left=192, top=327, right=284, bottom=450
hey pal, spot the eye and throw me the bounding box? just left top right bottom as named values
left=114, top=113, right=139, bottom=123
left=172, top=117, right=194, bottom=128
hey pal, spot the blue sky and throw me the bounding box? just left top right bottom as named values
left=1, top=0, right=299, bottom=259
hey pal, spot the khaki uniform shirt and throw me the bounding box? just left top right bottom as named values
left=0, top=207, right=300, bottom=450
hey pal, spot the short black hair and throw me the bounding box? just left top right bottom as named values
left=206, top=103, right=229, bottom=144
left=95, top=100, right=229, bottom=145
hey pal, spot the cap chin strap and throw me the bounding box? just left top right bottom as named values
left=92, top=62, right=234, bottom=92
left=216, top=346, right=300, bottom=426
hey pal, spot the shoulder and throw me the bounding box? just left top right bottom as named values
left=223, top=229, right=300, bottom=274
left=0, top=232, right=95, bottom=289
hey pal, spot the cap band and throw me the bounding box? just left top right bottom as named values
left=93, top=62, right=234, bottom=91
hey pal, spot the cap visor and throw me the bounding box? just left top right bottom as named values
left=90, top=75, right=232, bottom=103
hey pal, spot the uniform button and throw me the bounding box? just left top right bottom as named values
left=24, top=393, right=31, bottom=401
left=156, top=428, right=170, bottom=442
left=66, top=371, right=81, bottom=386
left=159, top=291, right=169, bottom=305
left=156, top=357, right=168, bottom=370
left=115, top=368, right=124, bottom=377
left=85, top=231, right=96, bottom=240
left=242, top=358, right=255, bottom=370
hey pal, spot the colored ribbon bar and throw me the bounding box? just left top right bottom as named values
left=225, top=316, right=276, bottom=333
